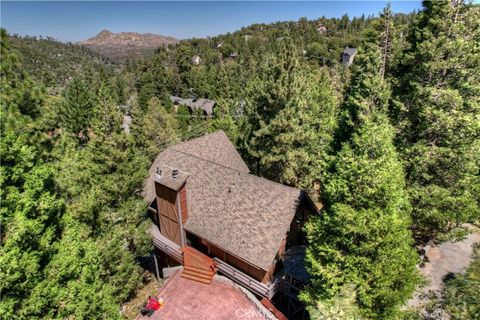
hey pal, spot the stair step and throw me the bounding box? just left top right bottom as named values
left=182, top=247, right=214, bottom=264
left=183, top=253, right=214, bottom=266
left=183, top=266, right=215, bottom=276
left=184, top=261, right=215, bottom=270
left=183, top=257, right=215, bottom=269
left=182, top=269, right=213, bottom=280
left=181, top=272, right=212, bottom=284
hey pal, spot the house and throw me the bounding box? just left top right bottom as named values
left=341, top=47, right=357, bottom=66
left=169, top=96, right=216, bottom=116
left=143, top=131, right=317, bottom=299
left=316, top=26, right=327, bottom=34
left=191, top=55, right=201, bottom=65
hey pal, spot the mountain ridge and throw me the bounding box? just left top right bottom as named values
left=77, top=29, right=178, bottom=60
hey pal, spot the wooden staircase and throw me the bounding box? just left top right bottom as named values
left=181, top=247, right=216, bottom=284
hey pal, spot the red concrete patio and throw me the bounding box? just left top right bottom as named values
left=136, top=271, right=267, bottom=320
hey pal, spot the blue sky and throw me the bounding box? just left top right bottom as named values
left=1, top=1, right=422, bottom=42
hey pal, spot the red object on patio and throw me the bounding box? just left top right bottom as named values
left=146, top=297, right=160, bottom=311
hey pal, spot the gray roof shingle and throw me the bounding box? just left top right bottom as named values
left=143, top=131, right=303, bottom=271
left=170, top=96, right=216, bottom=116
left=342, top=47, right=357, bottom=56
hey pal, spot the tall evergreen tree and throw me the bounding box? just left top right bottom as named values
left=141, top=97, right=179, bottom=155
left=394, top=0, right=480, bottom=239
left=60, top=78, right=94, bottom=140
left=245, top=39, right=338, bottom=191
left=0, top=29, right=65, bottom=319
left=301, top=46, right=418, bottom=319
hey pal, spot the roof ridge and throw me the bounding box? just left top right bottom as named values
left=170, top=146, right=247, bottom=174
left=169, top=147, right=301, bottom=193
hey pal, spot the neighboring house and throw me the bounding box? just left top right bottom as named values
left=316, top=26, right=327, bottom=34
left=191, top=55, right=201, bottom=65
left=341, top=47, right=357, bottom=66
left=170, top=95, right=216, bottom=116
left=143, top=131, right=318, bottom=299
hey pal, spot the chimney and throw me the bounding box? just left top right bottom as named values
left=172, top=169, right=179, bottom=179
left=155, top=167, right=162, bottom=179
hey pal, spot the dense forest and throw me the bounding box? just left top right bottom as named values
left=1, top=1, right=479, bottom=319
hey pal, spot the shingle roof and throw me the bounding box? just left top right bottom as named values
left=170, top=96, right=216, bottom=116
left=172, top=131, right=250, bottom=173
left=143, top=131, right=303, bottom=271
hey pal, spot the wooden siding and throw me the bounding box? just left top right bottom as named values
left=155, top=182, right=182, bottom=246
left=226, top=251, right=266, bottom=282
left=202, top=240, right=266, bottom=282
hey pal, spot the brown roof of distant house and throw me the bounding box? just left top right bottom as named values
left=170, top=96, right=216, bottom=116
left=143, top=131, right=303, bottom=271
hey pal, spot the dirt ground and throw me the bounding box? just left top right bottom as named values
left=122, top=272, right=164, bottom=320
left=406, top=225, right=480, bottom=319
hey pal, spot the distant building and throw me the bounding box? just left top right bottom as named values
left=216, top=41, right=224, bottom=48
left=170, top=95, right=216, bottom=116
left=191, top=55, right=201, bottom=65
left=341, top=47, right=357, bottom=66
left=229, top=52, right=238, bottom=59
left=317, top=26, right=327, bottom=34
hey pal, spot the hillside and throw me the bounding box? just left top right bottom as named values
left=78, top=29, right=178, bottom=60
left=9, top=35, right=116, bottom=91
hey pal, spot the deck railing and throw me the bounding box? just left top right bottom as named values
left=213, top=257, right=278, bottom=299
left=150, top=225, right=183, bottom=263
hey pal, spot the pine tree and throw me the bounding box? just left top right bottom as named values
left=0, top=29, right=65, bottom=319
left=60, top=78, right=94, bottom=140
left=142, top=97, right=179, bottom=155
left=245, top=39, right=338, bottom=190
left=301, top=46, right=418, bottom=319
left=394, top=0, right=480, bottom=238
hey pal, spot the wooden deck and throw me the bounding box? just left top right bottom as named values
left=136, top=271, right=267, bottom=320
left=150, top=224, right=278, bottom=298
left=181, top=247, right=216, bottom=284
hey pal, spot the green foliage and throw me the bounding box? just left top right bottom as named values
left=306, top=284, right=363, bottom=320
left=0, top=29, right=44, bottom=130
left=444, top=244, right=480, bottom=320
left=245, top=39, right=338, bottom=190
left=0, top=31, right=65, bottom=319
left=60, top=78, right=94, bottom=139
left=1, top=31, right=151, bottom=318
left=393, top=0, right=480, bottom=240
left=8, top=33, right=115, bottom=91
left=302, top=45, right=418, bottom=319
left=140, top=97, right=179, bottom=155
